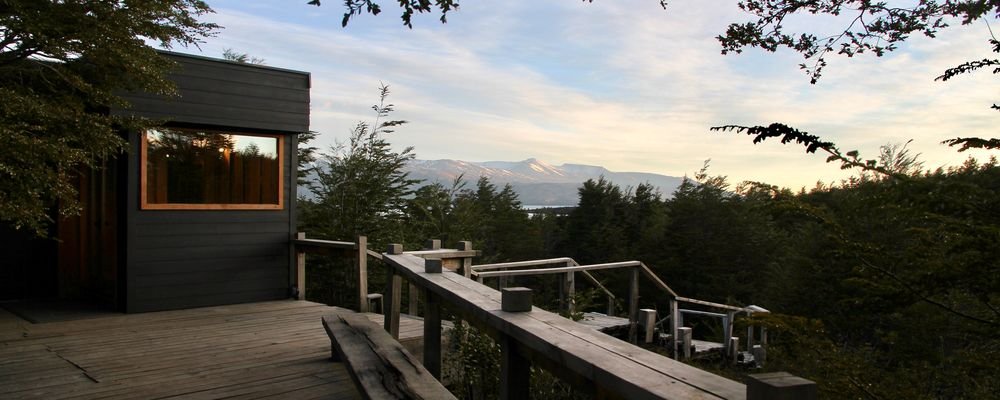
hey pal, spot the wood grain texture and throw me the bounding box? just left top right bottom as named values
left=382, top=253, right=747, bottom=400
left=0, top=301, right=360, bottom=400
left=322, top=308, right=456, bottom=400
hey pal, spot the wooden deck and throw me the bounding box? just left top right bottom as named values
left=0, top=301, right=373, bottom=399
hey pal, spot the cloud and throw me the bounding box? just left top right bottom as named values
left=182, top=1, right=996, bottom=190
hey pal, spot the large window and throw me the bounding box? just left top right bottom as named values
left=141, top=128, right=283, bottom=210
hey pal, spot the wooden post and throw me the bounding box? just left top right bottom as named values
left=425, top=239, right=441, bottom=250
left=408, top=283, right=419, bottom=316
left=423, top=289, right=441, bottom=378
left=628, top=266, right=639, bottom=343
left=747, top=325, right=755, bottom=351
left=384, top=244, right=403, bottom=339
left=669, top=298, right=680, bottom=358
left=384, top=273, right=402, bottom=339
left=500, top=336, right=530, bottom=400
left=295, top=232, right=306, bottom=300
left=729, top=337, right=740, bottom=363
left=747, top=372, right=817, bottom=400
left=724, top=311, right=735, bottom=355
left=678, top=327, right=693, bottom=359
left=356, top=235, right=368, bottom=312
left=563, top=271, right=575, bottom=316
left=639, top=308, right=657, bottom=344
left=458, top=241, right=473, bottom=278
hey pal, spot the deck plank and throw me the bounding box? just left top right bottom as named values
left=0, top=301, right=363, bottom=400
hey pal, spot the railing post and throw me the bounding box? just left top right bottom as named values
left=639, top=308, right=656, bottom=344
left=408, top=283, right=419, bottom=316
left=563, top=271, right=575, bottom=316
left=295, top=232, right=306, bottom=300
left=670, top=298, right=680, bottom=358
left=457, top=241, right=473, bottom=278
left=729, top=337, right=740, bottom=363
left=356, top=235, right=368, bottom=312
left=628, top=266, right=639, bottom=343
left=384, top=244, right=403, bottom=339
left=500, top=287, right=531, bottom=400
left=423, top=259, right=443, bottom=379
left=678, top=326, right=693, bottom=359
left=724, top=311, right=736, bottom=355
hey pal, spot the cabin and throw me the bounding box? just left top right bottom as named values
left=0, top=51, right=309, bottom=314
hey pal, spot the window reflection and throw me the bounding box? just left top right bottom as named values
left=144, top=128, right=281, bottom=207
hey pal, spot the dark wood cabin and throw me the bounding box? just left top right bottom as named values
left=0, top=51, right=310, bottom=314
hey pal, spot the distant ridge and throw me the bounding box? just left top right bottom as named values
left=405, top=158, right=685, bottom=206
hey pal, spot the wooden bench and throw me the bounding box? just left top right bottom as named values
left=322, top=307, right=457, bottom=400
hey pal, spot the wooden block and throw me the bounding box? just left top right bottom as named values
left=678, top=327, right=693, bottom=359
left=425, top=259, right=443, bottom=273
left=386, top=243, right=403, bottom=255
left=322, top=309, right=457, bottom=400
left=425, top=239, right=441, bottom=250
left=456, top=241, right=472, bottom=251
left=501, top=287, right=532, bottom=312
left=747, top=372, right=816, bottom=400
left=639, top=309, right=657, bottom=344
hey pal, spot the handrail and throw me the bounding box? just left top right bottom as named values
left=379, top=249, right=748, bottom=400
left=475, top=260, right=643, bottom=278
left=293, top=238, right=357, bottom=250
left=472, top=257, right=577, bottom=272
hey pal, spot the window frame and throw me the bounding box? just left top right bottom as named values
left=139, top=128, right=285, bottom=211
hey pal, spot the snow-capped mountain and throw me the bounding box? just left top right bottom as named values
left=405, top=158, right=685, bottom=206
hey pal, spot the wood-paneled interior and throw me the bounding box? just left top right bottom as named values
left=56, top=160, right=119, bottom=305
left=0, top=301, right=361, bottom=400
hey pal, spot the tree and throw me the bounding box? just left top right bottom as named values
left=300, top=84, right=419, bottom=247
left=221, top=48, right=266, bottom=64
left=1, top=1, right=217, bottom=236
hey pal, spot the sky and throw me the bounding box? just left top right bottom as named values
left=166, top=0, right=998, bottom=190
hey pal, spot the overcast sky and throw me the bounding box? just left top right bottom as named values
left=170, top=0, right=997, bottom=190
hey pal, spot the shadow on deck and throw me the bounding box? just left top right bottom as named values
left=0, top=301, right=363, bottom=400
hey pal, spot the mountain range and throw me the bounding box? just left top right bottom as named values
left=404, top=158, right=685, bottom=206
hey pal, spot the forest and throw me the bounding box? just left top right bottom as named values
left=295, top=87, right=1000, bottom=399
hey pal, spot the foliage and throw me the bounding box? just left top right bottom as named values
left=299, top=84, right=418, bottom=248
left=443, top=322, right=501, bottom=400
left=221, top=48, right=265, bottom=64
left=718, top=1, right=999, bottom=82
left=0, top=0, right=217, bottom=236
left=296, top=131, right=320, bottom=186
left=307, top=0, right=460, bottom=28
left=443, top=321, right=588, bottom=400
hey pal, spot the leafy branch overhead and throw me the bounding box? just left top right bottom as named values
left=308, top=0, right=460, bottom=28
left=719, top=1, right=998, bottom=83
left=711, top=123, right=911, bottom=179
left=0, top=0, right=218, bottom=236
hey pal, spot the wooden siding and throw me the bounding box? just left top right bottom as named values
left=109, top=52, right=308, bottom=313
left=112, top=51, right=310, bottom=133
left=125, top=132, right=296, bottom=313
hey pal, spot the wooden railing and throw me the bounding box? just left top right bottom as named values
left=380, top=244, right=750, bottom=400
left=292, top=233, right=372, bottom=312
left=291, top=235, right=814, bottom=399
